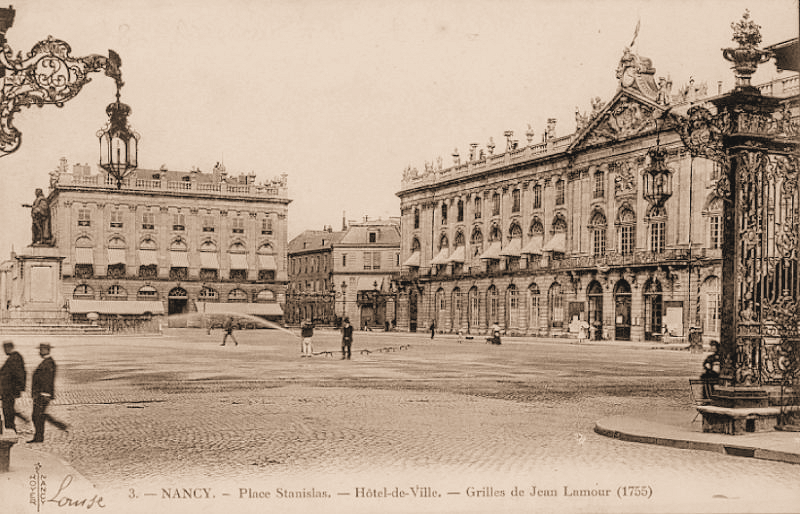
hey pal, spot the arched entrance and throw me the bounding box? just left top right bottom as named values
left=587, top=281, right=603, bottom=340
left=614, top=280, right=631, bottom=341
left=168, top=287, right=188, bottom=327
left=644, top=279, right=663, bottom=341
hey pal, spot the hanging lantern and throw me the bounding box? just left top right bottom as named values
left=643, top=146, right=673, bottom=207
left=98, top=87, right=139, bottom=188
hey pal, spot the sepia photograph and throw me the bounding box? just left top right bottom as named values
left=0, top=0, right=798, bottom=512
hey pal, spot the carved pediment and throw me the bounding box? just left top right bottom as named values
left=569, top=90, right=666, bottom=152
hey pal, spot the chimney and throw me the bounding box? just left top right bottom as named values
left=342, top=211, right=347, bottom=231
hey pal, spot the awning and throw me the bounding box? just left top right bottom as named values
left=542, top=232, right=566, bottom=253
left=499, top=238, right=522, bottom=257
left=196, top=302, right=284, bottom=316
left=200, top=252, right=219, bottom=269
left=521, top=235, right=544, bottom=255
left=479, top=241, right=502, bottom=260
left=229, top=253, right=248, bottom=269
left=75, top=247, right=93, bottom=265
left=68, top=300, right=165, bottom=315
left=402, top=251, right=420, bottom=267
left=139, top=249, right=158, bottom=266
left=170, top=251, right=189, bottom=267
left=258, top=254, right=277, bottom=270
left=357, top=276, right=381, bottom=291
left=447, top=246, right=465, bottom=263
left=107, top=248, right=127, bottom=265
left=430, top=247, right=450, bottom=265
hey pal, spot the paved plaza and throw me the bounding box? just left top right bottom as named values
left=2, top=329, right=799, bottom=513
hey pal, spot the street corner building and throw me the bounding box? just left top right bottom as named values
left=0, top=161, right=290, bottom=333
left=286, top=217, right=401, bottom=330
left=395, top=40, right=798, bottom=342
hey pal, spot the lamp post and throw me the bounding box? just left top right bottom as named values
left=0, top=6, right=124, bottom=158
left=340, top=281, right=347, bottom=321
left=97, top=84, right=140, bottom=188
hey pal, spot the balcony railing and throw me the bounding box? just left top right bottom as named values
left=56, top=173, right=288, bottom=199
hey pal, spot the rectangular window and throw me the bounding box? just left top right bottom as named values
left=78, top=208, right=91, bottom=227
left=621, top=225, right=634, bottom=255
left=369, top=232, right=377, bottom=243
left=363, top=252, right=372, bottom=270
left=110, top=210, right=123, bottom=228
left=262, top=217, right=272, bottom=235
left=512, top=189, right=521, bottom=213
left=441, top=204, right=448, bottom=225
left=396, top=253, right=400, bottom=267
left=342, top=254, right=347, bottom=267
left=555, top=181, right=565, bottom=205
left=650, top=222, right=666, bottom=253
left=709, top=215, right=721, bottom=249
left=474, top=197, right=482, bottom=219
left=172, top=213, right=185, bottom=231
left=142, top=212, right=155, bottom=230
left=492, top=193, right=500, bottom=216
left=594, top=172, right=605, bottom=198
left=533, top=185, right=542, bottom=209
left=372, top=251, right=380, bottom=270
left=232, top=217, right=244, bottom=234
left=707, top=294, right=721, bottom=333
left=457, top=201, right=464, bottom=222
left=203, top=215, right=215, bottom=232
left=593, top=228, right=606, bottom=257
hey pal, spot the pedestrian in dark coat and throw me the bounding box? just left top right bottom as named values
left=0, top=340, right=26, bottom=433
left=28, top=343, right=67, bottom=443
left=341, top=318, right=353, bottom=360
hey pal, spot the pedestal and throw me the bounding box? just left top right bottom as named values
left=699, top=387, right=779, bottom=435
left=0, top=435, right=18, bottom=472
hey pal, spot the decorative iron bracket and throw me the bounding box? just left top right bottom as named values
left=0, top=7, right=123, bottom=157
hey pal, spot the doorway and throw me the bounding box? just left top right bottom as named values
left=614, top=280, right=631, bottom=341
left=587, top=281, right=603, bottom=340
left=644, top=279, right=663, bottom=341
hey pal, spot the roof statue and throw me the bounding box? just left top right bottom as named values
left=615, top=46, right=659, bottom=99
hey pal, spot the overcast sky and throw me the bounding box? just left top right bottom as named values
left=0, top=0, right=796, bottom=258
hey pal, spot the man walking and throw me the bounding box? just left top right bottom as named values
left=221, top=316, right=238, bottom=346
left=0, top=340, right=26, bottom=434
left=28, top=343, right=68, bottom=443
left=341, top=318, right=353, bottom=360
left=300, top=319, right=314, bottom=357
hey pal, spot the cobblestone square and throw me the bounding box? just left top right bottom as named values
left=3, top=330, right=799, bottom=513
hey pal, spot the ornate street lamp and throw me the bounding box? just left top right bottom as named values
left=97, top=84, right=139, bottom=188
left=0, top=6, right=124, bottom=158
left=642, top=146, right=673, bottom=207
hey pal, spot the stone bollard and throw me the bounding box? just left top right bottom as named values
left=0, top=434, right=18, bottom=472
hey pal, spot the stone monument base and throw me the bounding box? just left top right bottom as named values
left=697, top=386, right=797, bottom=435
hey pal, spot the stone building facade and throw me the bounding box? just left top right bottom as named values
left=396, top=53, right=798, bottom=342
left=286, top=217, right=401, bottom=329
left=1, top=161, right=290, bottom=330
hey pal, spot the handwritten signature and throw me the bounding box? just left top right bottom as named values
left=47, top=475, right=106, bottom=509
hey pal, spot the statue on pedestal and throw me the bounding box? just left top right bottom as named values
left=23, top=189, right=52, bottom=246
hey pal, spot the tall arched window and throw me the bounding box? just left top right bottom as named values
left=548, top=282, right=564, bottom=328
left=506, top=284, right=519, bottom=330
left=706, top=197, right=722, bottom=249
left=441, top=203, right=448, bottom=225
left=457, top=199, right=464, bottom=222
left=528, top=283, right=540, bottom=332
left=648, top=206, right=667, bottom=253
left=468, top=286, right=480, bottom=333
left=451, top=287, right=462, bottom=332
left=470, top=228, right=483, bottom=258
left=702, top=276, right=721, bottom=335
left=589, top=211, right=607, bottom=257
left=617, top=207, right=636, bottom=255
left=487, top=285, right=499, bottom=326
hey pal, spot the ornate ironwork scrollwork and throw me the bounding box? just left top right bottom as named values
left=0, top=8, right=123, bottom=157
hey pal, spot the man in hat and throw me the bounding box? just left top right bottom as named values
left=300, top=318, right=314, bottom=357
left=28, top=343, right=68, bottom=443
left=0, top=340, right=26, bottom=433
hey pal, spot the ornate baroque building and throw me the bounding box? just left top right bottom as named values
left=396, top=48, right=798, bottom=342
left=1, top=161, right=290, bottom=330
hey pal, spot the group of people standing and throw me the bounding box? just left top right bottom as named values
left=299, top=318, right=353, bottom=360
left=0, top=340, right=67, bottom=443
